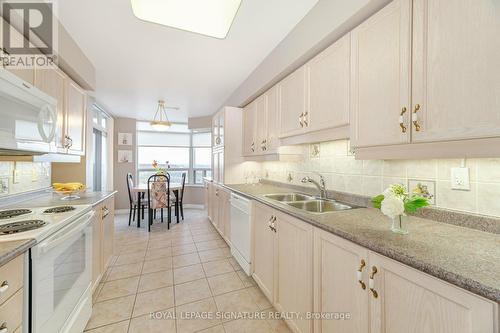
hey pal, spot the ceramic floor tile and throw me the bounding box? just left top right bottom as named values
left=202, top=259, right=234, bottom=277
left=175, top=298, right=221, bottom=333
left=128, top=309, right=176, bottom=333
left=106, top=262, right=143, bottom=281
left=197, top=325, right=225, bottom=333
left=84, top=320, right=129, bottom=333
left=133, top=286, right=175, bottom=317
left=198, top=248, right=226, bottom=263
left=86, top=295, right=135, bottom=330
left=267, top=318, right=293, bottom=333
left=223, top=318, right=273, bottom=333
left=173, top=264, right=206, bottom=284
left=172, top=243, right=198, bottom=255
left=96, top=276, right=140, bottom=302
left=174, top=278, right=212, bottom=305
left=236, top=270, right=256, bottom=287
left=142, top=257, right=173, bottom=274
left=172, top=252, right=201, bottom=268
left=207, top=271, right=245, bottom=296
left=114, top=252, right=146, bottom=266
left=214, top=289, right=260, bottom=316
left=246, top=286, right=272, bottom=310
left=138, top=270, right=174, bottom=292
left=145, top=246, right=172, bottom=260
left=195, top=240, right=221, bottom=251
left=171, top=237, right=195, bottom=246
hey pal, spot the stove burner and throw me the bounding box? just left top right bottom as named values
left=0, top=220, right=47, bottom=235
left=43, top=206, right=76, bottom=214
left=0, top=209, right=32, bottom=220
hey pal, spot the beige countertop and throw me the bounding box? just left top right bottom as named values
left=224, top=183, right=500, bottom=303
left=0, top=239, right=35, bottom=266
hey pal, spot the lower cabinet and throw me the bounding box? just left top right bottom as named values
left=252, top=202, right=314, bottom=333
left=252, top=202, right=498, bottom=333
left=207, top=183, right=231, bottom=243
left=92, top=196, right=115, bottom=291
left=0, top=254, right=24, bottom=333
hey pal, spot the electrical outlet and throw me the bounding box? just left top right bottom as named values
left=451, top=167, right=470, bottom=190
left=13, top=169, right=20, bottom=184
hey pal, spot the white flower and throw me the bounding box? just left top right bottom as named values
left=381, top=194, right=405, bottom=219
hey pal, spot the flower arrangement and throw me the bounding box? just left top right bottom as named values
left=152, top=160, right=166, bottom=175
left=371, top=184, right=429, bottom=234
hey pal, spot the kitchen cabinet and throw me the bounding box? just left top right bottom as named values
left=210, top=107, right=243, bottom=184
left=206, top=183, right=230, bottom=242
left=203, top=180, right=210, bottom=210
left=242, top=101, right=257, bottom=156
left=410, top=0, right=500, bottom=143
left=350, top=0, right=412, bottom=148
left=251, top=203, right=314, bottom=333
left=65, top=79, right=86, bottom=155
left=243, top=94, right=272, bottom=156
left=91, top=196, right=115, bottom=292
left=368, top=252, right=497, bottom=333
left=307, top=33, right=350, bottom=133
left=252, top=202, right=276, bottom=303
left=313, top=228, right=369, bottom=333
left=35, top=67, right=67, bottom=149
left=0, top=254, right=24, bottom=333
left=279, top=66, right=308, bottom=138
left=265, top=85, right=280, bottom=153
left=207, top=182, right=214, bottom=222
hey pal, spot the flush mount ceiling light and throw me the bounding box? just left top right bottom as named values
left=130, top=0, right=242, bottom=39
left=150, top=100, right=177, bottom=130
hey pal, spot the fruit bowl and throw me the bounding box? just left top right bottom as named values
left=52, top=183, right=86, bottom=200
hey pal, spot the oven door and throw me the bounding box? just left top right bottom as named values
left=31, top=211, right=94, bottom=333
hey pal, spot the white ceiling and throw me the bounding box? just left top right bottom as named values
left=55, top=0, right=319, bottom=122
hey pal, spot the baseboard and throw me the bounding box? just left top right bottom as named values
left=115, top=205, right=205, bottom=215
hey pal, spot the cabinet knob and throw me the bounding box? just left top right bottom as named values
left=412, top=104, right=421, bottom=132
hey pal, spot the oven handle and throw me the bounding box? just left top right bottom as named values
left=39, top=211, right=94, bottom=254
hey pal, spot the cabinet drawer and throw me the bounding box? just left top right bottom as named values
left=0, top=255, right=23, bottom=305
left=0, top=288, right=23, bottom=333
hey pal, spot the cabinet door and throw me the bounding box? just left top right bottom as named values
left=275, top=212, right=313, bottom=333
left=255, top=94, right=268, bottom=154
left=212, top=114, right=219, bottom=147
left=411, top=0, right=500, bottom=143
left=313, top=228, right=369, bottom=333
left=66, top=79, right=86, bottom=154
left=91, top=207, right=102, bottom=290
left=101, top=198, right=115, bottom=270
left=368, top=252, right=497, bottom=333
left=207, top=183, right=214, bottom=222
left=279, top=66, right=308, bottom=138
left=35, top=68, right=67, bottom=149
left=350, top=0, right=412, bottom=148
left=308, top=33, right=350, bottom=133
left=211, top=185, right=220, bottom=229
left=218, top=112, right=225, bottom=147
left=242, top=101, right=257, bottom=156
left=218, top=188, right=231, bottom=240
left=212, top=151, right=219, bottom=183
left=218, top=150, right=224, bottom=184
left=252, top=202, right=276, bottom=303
left=266, top=85, right=280, bottom=153
left=204, top=181, right=209, bottom=211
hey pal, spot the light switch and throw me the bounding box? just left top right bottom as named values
left=451, top=167, right=470, bottom=190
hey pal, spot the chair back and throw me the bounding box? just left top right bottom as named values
left=147, top=174, right=170, bottom=210
left=179, top=172, right=186, bottom=203
left=126, top=173, right=134, bottom=204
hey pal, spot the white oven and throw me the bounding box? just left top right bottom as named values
left=30, top=211, right=94, bottom=333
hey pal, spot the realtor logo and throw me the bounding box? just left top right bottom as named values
left=1, top=1, right=57, bottom=68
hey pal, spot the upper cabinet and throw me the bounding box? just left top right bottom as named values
left=242, top=100, right=257, bottom=156
left=350, top=0, right=412, bottom=148
left=351, top=0, right=500, bottom=158
left=307, top=33, right=351, bottom=133
left=279, top=66, right=308, bottom=138
left=64, top=79, right=87, bottom=155
left=410, top=0, right=500, bottom=143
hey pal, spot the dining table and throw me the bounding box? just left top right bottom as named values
left=131, top=183, right=182, bottom=227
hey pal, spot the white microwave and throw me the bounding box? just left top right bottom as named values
left=0, top=69, right=57, bottom=155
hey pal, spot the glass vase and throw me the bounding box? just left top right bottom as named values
left=391, top=215, right=408, bottom=235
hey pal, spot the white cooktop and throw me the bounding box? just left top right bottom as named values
left=0, top=204, right=92, bottom=242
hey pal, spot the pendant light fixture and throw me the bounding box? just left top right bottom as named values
left=150, top=100, right=172, bottom=130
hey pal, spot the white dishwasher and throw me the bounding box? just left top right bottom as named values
left=230, top=193, right=252, bottom=275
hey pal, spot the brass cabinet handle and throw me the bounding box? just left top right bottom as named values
left=268, top=215, right=276, bottom=232
left=299, top=113, right=304, bottom=127
left=251, top=142, right=255, bottom=152
left=0, top=322, right=7, bottom=333
left=356, top=259, right=366, bottom=290
left=0, top=281, right=8, bottom=293
left=303, top=111, right=309, bottom=127
left=412, top=104, right=421, bottom=131
left=399, top=107, right=407, bottom=133
left=369, top=266, right=378, bottom=298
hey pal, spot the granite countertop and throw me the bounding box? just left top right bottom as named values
left=7, top=190, right=117, bottom=208
left=224, top=183, right=500, bottom=303
left=0, top=239, right=35, bottom=266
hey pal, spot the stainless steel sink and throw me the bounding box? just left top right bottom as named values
left=264, top=193, right=314, bottom=202
left=286, top=199, right=353, bottom=213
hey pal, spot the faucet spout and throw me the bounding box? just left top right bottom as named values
left=301, top=175, right=327, bottom=199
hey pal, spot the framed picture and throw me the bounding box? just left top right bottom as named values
left=118, top=132, right=132, bottom=146
left=408, top=179, right=436, bottom=205
left=118, top=150, right=133, bottom=163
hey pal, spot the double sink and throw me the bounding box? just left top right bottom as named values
left=263, top=193, right=355, bottom=214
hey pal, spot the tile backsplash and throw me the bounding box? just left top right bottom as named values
left=0, top=162, right=51, bottom=197
left=244, top=140, right=500, bottom=218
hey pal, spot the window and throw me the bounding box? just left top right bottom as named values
left=136, top=122, right=211, bottom=185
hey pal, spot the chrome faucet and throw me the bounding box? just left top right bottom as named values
left=301, top=174, right=327, bottom=199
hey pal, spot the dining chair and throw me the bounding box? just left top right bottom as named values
left=177, top=172, right=186, bottom=220
left=126, top=173, right=146, bottom=226
left=147, top=174, right=171, bottom=232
